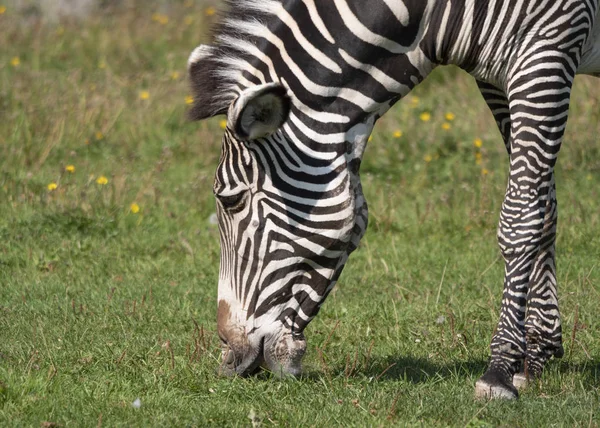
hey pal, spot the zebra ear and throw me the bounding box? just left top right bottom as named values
left=228, top=84, right=291, bottom=140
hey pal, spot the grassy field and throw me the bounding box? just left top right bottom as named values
left=1, top=2, right=599, bottom=426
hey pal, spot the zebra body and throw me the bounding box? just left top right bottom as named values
left=188, top=0, right=600, bottom=398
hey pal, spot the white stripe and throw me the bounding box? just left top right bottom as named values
left=301, top=0, right=336, bottom=44
left=436, top=0, right=452, bottom=61
left=333, top=0, right=413, bottom=53
left=381, top=0, right=410, bottom=26
left=479, top=0, right=497, bottom=45
left=450, top=0, right=473, bottom=61
left=282, top=123, right=338, bottom=161
left=338, top=49, right=412, bottom=95
left=274, top=3, right=342, bottom=73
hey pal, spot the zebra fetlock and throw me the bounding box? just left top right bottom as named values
left=187, top=0, right=600, bottom=399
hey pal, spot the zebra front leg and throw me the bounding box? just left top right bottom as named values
left=475, top=69, right=574, bottom=398
left=476, top=81, right=564, bottom=392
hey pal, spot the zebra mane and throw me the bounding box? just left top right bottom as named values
left=188, top=0, right=275, bottom=121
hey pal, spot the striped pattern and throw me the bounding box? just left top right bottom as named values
left=189, top=0, right=600, bottom=395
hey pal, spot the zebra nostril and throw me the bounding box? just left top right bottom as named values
left=224, top=348, right=235, bottom=366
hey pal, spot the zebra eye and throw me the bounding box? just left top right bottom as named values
left=216, top=191, right=247, bottom=211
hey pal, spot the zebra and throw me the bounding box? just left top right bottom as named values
left=188, top=0, right=600, bottom=399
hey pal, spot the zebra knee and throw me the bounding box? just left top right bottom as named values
left=496, top=228, right=542, bottom=264
left=497, top=174, right=556, bottom=263
left=496, top=209, right=545, bottom=263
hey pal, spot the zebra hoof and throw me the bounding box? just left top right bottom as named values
left=475, top=370, right=518, bottom=400
left=512, top=372, right=528, bottom=390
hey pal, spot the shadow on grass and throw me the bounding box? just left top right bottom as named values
left=300, top=356, right=599, bottom=387
left=326, top=356, right=488, bottom=384
left=361, top=356, right=488, bottom=383
left=296, top=356, right=487, bottom=384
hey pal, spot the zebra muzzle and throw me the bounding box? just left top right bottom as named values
left=217, top=331, right=306, bottom=378
left=262, top=332, right=306, bottom=377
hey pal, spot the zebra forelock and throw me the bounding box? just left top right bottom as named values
left=188, top=1, right=279, bottom=121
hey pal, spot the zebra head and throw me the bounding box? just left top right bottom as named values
left=188, top=43, right=371, bottom=377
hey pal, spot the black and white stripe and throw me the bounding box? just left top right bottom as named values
left=189, top=0, right=600, bottom=395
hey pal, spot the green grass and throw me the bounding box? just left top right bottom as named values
left=1, top=3, right=599, bottom=427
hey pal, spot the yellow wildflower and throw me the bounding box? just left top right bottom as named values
left=445, top=113, right=456, bottom=121
left=0, top=6, right=6, bottom=14
left=47, top=182, right=58, bottom=191
left=205, top=6, right=217, bottom=16
left=139, top=90, right=150, bottom=100
left=481, top=168, right=490, bottom=176
left=441, top=122, right=451, bottom=131
left=95, top=131, right=104, bottom=140
left=393, top=130, right=403, bottom=138
left=424, top=154, right=433, bottom=163
left=419, top=112, right=431, bottom=122
left=152, top=13, right=168, bottom=25
left=409, top=97, right=419, bottom=108
left=587, top=174, right=593, bottom=181
left=96, top=176, right=108, bottom=185
left=171, top=71, right=180, bottom=80
left=368, top=136, right=373, bottom=142
left=219, top=119, right=227, bottom=130
left=10, top=57, right=20, bottom=67
left=65, top=165, right=75, bottom=173
left=130, top=203, right=140, bottom=214
left=185, top=95, right=194, bottom=105
left=474, top=138, right=483, bottom=148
